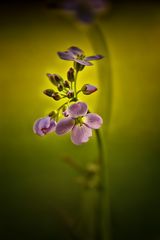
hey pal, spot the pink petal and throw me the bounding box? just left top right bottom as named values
left=71, top=124, right=92, bottom=145
left=84, top=55, right=104, bottom=61
left=68, top=102, right=88, bottom=118
left=68, top=46, right=84, bottom=56
left=33, top=119, right=44, bottom=136
left=38, top=117, right=51, bottom=129
left=33, top=117, right=51, bottom=136
left=45, top=119, right=56, bottom=134
left=56, top=117, right=75, bottom=135
left=83, top=113, right=103, bottom=129
left=74, top=59, right=92, bottom=66
left=57, top=51, right=75, bottom=60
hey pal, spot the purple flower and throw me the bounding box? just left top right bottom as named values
left=56, top=102, right=103, bottom=145
left=81, top=84, right=97, bottom=95
left=33, top=116, right=56, bottom=136
left=47, top=0, right=108, bottom=23
left=57, top=46, right=104, bottom=66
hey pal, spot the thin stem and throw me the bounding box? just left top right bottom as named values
left=86, top=22, right=112, bottom=240
left=71, top=81, right=73, bottom=90
left=95, top=129, right=104, bottom=166
left=57, top=101, right=69, bottom=111
left=76, top=89, right=82, bottom=96
left=74, top=70, right=78, bottom=99
left=94, top=129, right=106, bottom=240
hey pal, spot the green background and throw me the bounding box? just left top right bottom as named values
left=1, top=2, right=160, bottom=240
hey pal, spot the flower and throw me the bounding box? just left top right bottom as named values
left=33, top=116, right=56, bottom=136
left=55, top=102, right=103, bottom=145
left=81, top=84, right=97, bottom=95
left=57, top=46, right=104, bottom=66
left=47, top=0, right=108, bottom=23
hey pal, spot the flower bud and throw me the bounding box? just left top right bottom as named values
left=47, top=73, right=63, bottom=86
left=81, top=84, right=97, bottom=95
left=67, top=67, right=74, bottom=82
left=62, top=105, right=69, bottom=117
left=64, top=80, right=70, bottom=88
left=43, top=89, right=55, bottom=97
left=48, top=110, right=57, bottom=118
left=62, top=105, right=67, bottom=112
left=67, top=90, right=74, bottom=99
left=52, top=92, right=61, bottom=101
left=43, top=89, right=61, bottom=101
left=57, top=83, right=63, bottom=91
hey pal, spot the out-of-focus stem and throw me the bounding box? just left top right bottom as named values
left=87, top=22, right=112, bottom=240
left=94, top=129, right=105, bottom=240
left=88, top=22, right=112, bottom=126
left=95, top=129, right=103, bottom=166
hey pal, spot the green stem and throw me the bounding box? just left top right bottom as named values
left=95, top=129, right=104, bottom=166
left=71, top=81, right=73, bottom=90
left=76, top=89, right=82, bottom=96
left=94, top=129, right=106, bottom=240
left=86, top=22, right=112, bottom=240
left=57, top=101, right=69, bottom=111
left=74, top=70, right=78, bottom=99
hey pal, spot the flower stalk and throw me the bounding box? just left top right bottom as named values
left=87, top=22, right=112, bottom=240
left=33, top=45, right=107, bottom=239
left=74, top=70, right=78, bottom=99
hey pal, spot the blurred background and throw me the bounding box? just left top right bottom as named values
left=0, top=0, right=160, bottom=239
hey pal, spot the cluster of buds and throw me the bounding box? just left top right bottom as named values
left=33, top=46, right=104, bottom=145
left=44, top=70, right=97, bottom=101
left=44, top=73, right=73, bottom=100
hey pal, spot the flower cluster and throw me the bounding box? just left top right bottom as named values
left=33, top=46, right=104, bottom=145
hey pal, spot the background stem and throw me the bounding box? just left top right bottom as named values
left=87, top=22, right=113, bottom=240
